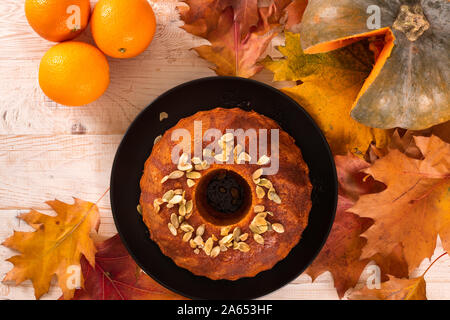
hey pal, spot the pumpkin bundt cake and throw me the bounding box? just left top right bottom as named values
left=139, top=108, right=312, bottom=280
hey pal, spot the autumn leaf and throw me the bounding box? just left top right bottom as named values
left=349, top=135, right=450, bottom=275
left=2, top=199, right=100, bottom=299
left=349, top=252, right=447, bottom=300
left=71, top=234, right=186, bottom=300
left=285, top=0, right=307, bottom=31
left=349, top=275, right=427, bottom=300
left=306, top=154, right=407, bottom=298
left=179, top=0, right=292, bottom=78
left=264, top=32, right=391, bottom=156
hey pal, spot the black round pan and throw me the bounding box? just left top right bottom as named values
left=110, top=76, right=337, bottom=299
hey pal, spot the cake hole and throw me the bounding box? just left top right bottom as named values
left=195, top=169, right=251, bottom=225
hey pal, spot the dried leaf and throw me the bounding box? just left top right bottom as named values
left=349, top=135, right=450, bottom=274
left=349, top=276, right=427, bottom=300
left=179, top=0, right=292, bottom=78
left=264, top=32, right=391, bottom=155
left=71, top=235, right=186, bottom=300
left=285, top=0, right=307, bottom=31
left=2, top=199, right=100, bottom=299
left=306, top=154, right=407, bottom=298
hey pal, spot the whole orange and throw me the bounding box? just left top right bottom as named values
left=91, top=0, right=156, bottom=59
left=39, top=42, right=110, bottom=106
left=25, top=0, right=91, bottom=42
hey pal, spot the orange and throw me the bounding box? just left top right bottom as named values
left=39, top=42, right=110, bottom=106
left=91, top=0, right=156, bottom=59
left=25, top=0, right=91, bottom=42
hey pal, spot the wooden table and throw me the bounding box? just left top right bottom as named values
left=0, top=0, right=449, bottom=300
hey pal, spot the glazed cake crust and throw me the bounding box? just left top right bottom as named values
left=140, top=108, right=312, bottom=280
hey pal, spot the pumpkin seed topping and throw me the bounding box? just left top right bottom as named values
left=186, top=179, right=195, bottom=188
left=168, top=223, right=177, bottom=236
left=253, top=233, right=264, bottom=245
left=170, top=213, right=179, bottom=229
left=272, top=223, right=285, bottom=233
left=257, top=155, right=271, bottom=166
left=210, top=246, right=221, bottom=258
left=196, top=224, right=205, bottom=237
left=186, top=171, right=201, bottom=179
left=168, top=170, right=184, bottom=179
left=237, top=242, right=250, bottom=253
left=239, top=233, right=249, bottom=241
left=154, top=135, right=162, bottom=145
left=254, top=205, right=265, bottom=213
left=183, top=232, right=193, bottom=242
left=220, top=226, right=231, bottom=236
left=256, top=186, right=265, bottom=199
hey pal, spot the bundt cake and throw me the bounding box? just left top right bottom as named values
left=139, top=108, right=312, bottom=280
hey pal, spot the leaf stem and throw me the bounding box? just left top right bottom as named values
left=422, top=252, right=448, bottom=277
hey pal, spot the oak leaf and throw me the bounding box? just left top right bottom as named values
left=71, top=234, right=186, bottom=300
left=179, top=0, right=292, bottom=78
left=306, top=154, right=407, bottom=298
left=2, top=199, right=100, bottom=299
left=264, top=32, right=391, bottom=156
left=349, top=135, right=450, bottom=274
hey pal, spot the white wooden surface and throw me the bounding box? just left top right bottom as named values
left=0, top=0, right=449, bottom=300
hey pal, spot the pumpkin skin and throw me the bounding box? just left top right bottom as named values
left=301, top=0, right=449, bottom=130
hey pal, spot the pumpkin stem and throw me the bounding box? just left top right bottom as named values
left=393, top=4, right=430, bottom=41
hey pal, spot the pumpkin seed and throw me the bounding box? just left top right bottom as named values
left=180, top=222, right=194, bottom=233
left=194, top=248, right=200, bottom=254
left=201, top=160, right=210, bottom=170
left=162, top=190, right=174, bottom=202
left=210, top=246, right=221, bottom=258
left=237, top=242, right=250, bottom=252
left=237, top=152, right=251, bottom=164
left=161, top=175, right=169, bottom=184
left=168, top=170, right=184, bottom=179
left=168, top=223, right=177, bottom=236
left=220, top=244, right=228, bottom=252
left=194, top=164, right=204, bottom=171
left=189, top=239, right=197, bottom=248
left=219, top=234, right=234, bottom=245
left=168, top=194, right=183, bottom=204
left=268, top=190, right=281, bottom=204
left=154, top=135, right=162, bottom=145
left=178, top=215, right=184, bottom=224
left=179, top=204, right=186, bottom=216
left=166, top=203, right=174, bottom=208
left=253, top=234, right=264, bottom=245
left=272, top=223, right=285, bottom=233
left=159, top=112, right=168, bottom=121
left=174, top=189, right=183, bottom=195
left=204, top=238, right=214, bottom=255
left=220, top=226, right=231, bottom=236
left=178, top=162, right=193, bottom=171
left=252, top=168, right=263, bottom=181
left=136, top=204, right=142, bottom=215
left=257, top=155, right=271, bottom=166
left=186, top=171, right=201, bottom=179
left=183, top=231, right=193, bottom=242
left=258, top=178, right=273, bottom=189
left=239, top=233, right=249, bottom=241
left=221, top=132, right=234, bottom=142
left=254, top=205, right=265, bottom=213
left=187, top=179, right=195, bottom=188
left=170, top=213, right=179, bottom=229
left=193, top=235, right=204, bottom=248
left=185, top=200, right=193, bottom=214
left=256, top=186, right=265, bottom=199
left=196, top=224, right=205, bottom=237
left=232, top=227, right=241, bottom=242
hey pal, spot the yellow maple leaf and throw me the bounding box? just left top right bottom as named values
left=2, top=198, right=100, bottom=299
left=264, top=32, right=391, bottom=156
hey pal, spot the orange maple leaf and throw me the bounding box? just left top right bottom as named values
left=349, top=135, right=450, bottom=274
left=179, top=0, right=292, bottom=78
left=71, top=234, right=186, bottom=300
left=2, top=199, right=100, bottom=299
left=306, top=154, right=407, bottom=298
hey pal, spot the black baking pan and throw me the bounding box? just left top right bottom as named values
left=110, top=76, right=337, bottom=299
